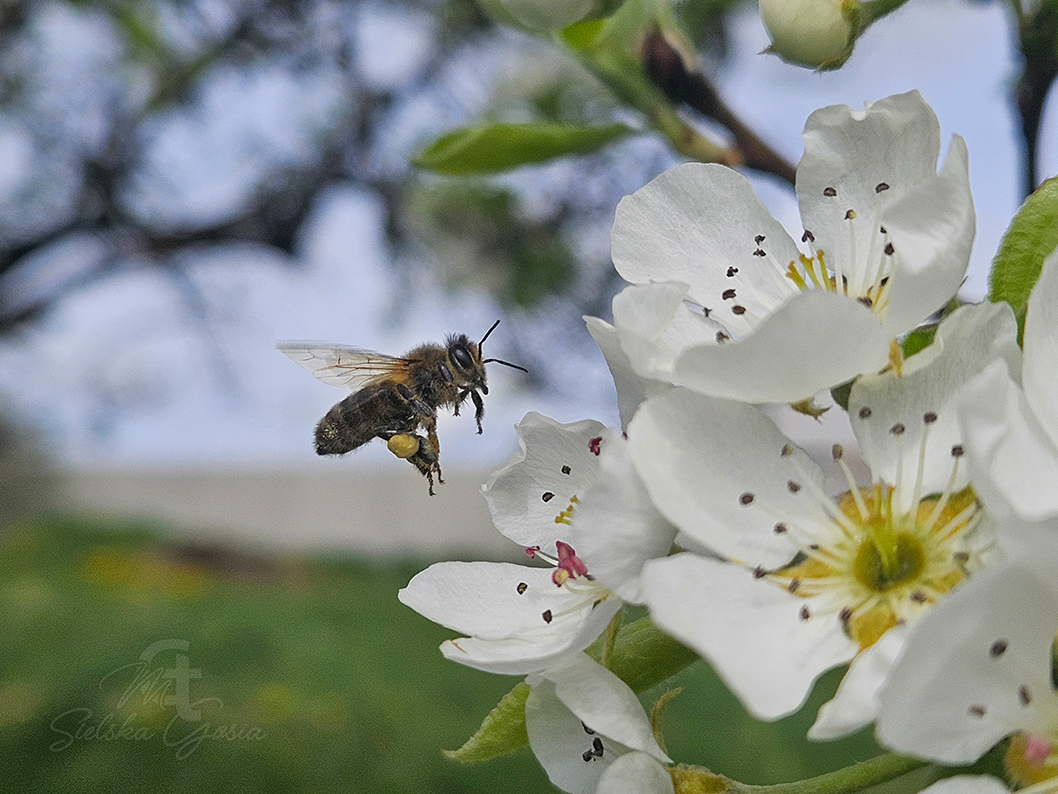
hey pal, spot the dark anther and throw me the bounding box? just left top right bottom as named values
left=800, top=605, right=811, bottom=621
left=732, top=305, right=747, bottom=315
left=787, top=481, right=801, bottom=493
left=727, top=267, right=739, bottom=277
left=755, top=234, right=766, bottom=244
left=951, top=445, right=965, bottom=457
left=787, top=578, right=800, bottom=593
left=924, top=412, right=938, bottom=424
left=802, top=230, right=815, bottom=243
left=517, top=582, right=528, bottom=595
left=753, top=566, right=767, bottom=579
left=1019, top=685, right=1032, bottom=706
left=542, top=610, right=553, bottom=624
left=774, top=523, right=788, bottom=534
left=781, top=444, right=794, bottom=457
left=588, top=437, right=602, bottom=456
left=968, top=705, right=986, bottom=718
left=832, top=444, right=844, bottom=460
left=839, top=607, right=853, bottom=623
left=990, top=639, right=1008, bottom=657
left=884, top=243, right=895, bottom=256
left=859, top=407, right=872, bottom=420
left=582, top=722, right=595, bottom=735
left=593, top=737, right=604, bottom=754
left=716, top=332, right=731, bottom=343
left=858, top=297, right=874, bottom=308
left=722, top=288, right=737, bottom=300
left=823, top=187, right=837, bottom=197
left=844, top=209, right=857, bottom=220
left=910, top=591, right=927, bottom=603
left=875, top=182, right=890, bottom=193
left=542, top=492, right=555, bottom=502
left=890, top=423, right=906, bottom=436
left=753, top=248, right=767, bottom=257
left=561, top=465, right=572, bottom=475
left=739, top=492, right=755, bottom=506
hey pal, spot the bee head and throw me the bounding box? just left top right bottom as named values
left=446, top=321, right=527, bottom=396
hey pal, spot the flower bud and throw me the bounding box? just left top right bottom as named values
left=759, top=0, right=858, bottom=69
left=501, top=0, right=595, bottom=31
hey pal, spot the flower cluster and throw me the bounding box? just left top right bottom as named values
left=399, top=91, right=1058, bottom=794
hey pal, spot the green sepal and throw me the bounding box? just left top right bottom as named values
left=988, top=176, right=1058, bottom=343
left=414, top=122, right=634, bottom=176
left=447, top=616, right=698, bottom=763
left=445, top=682, right=530, bottom=763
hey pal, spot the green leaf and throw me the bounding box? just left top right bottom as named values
left=988, top=176, right=1058, bottom=341
left=414, top=122, right=634, bottom=176
left=448, top=616, right=699, bottom=763
left=445, top=682, right=530, bottom=762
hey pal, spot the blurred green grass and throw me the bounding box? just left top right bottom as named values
left=0, top=516, right=883, bottom=792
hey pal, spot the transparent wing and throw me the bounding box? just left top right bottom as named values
left=277, top=343, right=410, bottom=390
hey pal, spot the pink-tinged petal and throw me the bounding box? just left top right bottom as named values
left=572, top=436, right=677, bottom=604
left=596, top=752, right=674, bottom=794
left=797, top=91, right=941, bottom=291
left=585, top=316, right=670, bottom=431
left=877, top=561, right=1058, bottom=763
left=1022, top=247, right=1058, bottom=452
left=880, top=135, right=975, bottom=337
left=850, top=302, right=1020, bottom=514
left=809, top=626, right=907, bottom=740
left=674, top=291, right=889, bottom=404
left=629, top=387, right=831, bottom=568
left=957, top=361, right=1058, bottom=522
left=642, top=554, right=857, bottom=720
left=541, top=653, right=670, bottom=763
left=439, top=596, right=623, bottom=676
left=483, top=413, right=615, bottom=554
left=611, top=162, right=800, bottom=337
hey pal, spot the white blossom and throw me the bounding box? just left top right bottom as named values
left=634, top=302, right=1017, bottom=732
left=605, top=91, right=975, bottom=404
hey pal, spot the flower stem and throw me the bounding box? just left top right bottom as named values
left=735, top=753, right=928, bottom=794
left=859, top=0, right=913, bottom=25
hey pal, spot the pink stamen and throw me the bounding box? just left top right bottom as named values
left=552, top=541, right=589, bottom=585
left=588, top=437, right=602, bottom=456
left=525, top=545, right=541, bottom=559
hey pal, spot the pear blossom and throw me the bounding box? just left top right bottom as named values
left=607, top=90, right=975, bottom=404
left=399, top=412, right=674, bottom=673
left=876, top=552, right=1058, bottom=790
left=633, top=302, right=1017, bottom=733
left=958, top=247, right=1058, bottom=529
left=525, top=653, right=672, bottom=794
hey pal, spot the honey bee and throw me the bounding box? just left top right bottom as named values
left=278, top=321, right=527, bottom=494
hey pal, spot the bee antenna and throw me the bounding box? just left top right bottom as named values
left=483, top=358, right=529, bottom=374
left=479, top=319, right=501, bottom=348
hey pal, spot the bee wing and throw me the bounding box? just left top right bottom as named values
left=277, top=343, right=410, bottom=390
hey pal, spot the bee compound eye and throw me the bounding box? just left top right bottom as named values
left=451, top=345, right=474, bottom=371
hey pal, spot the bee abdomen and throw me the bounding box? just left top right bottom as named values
left=314, top=395, right=379, bottom=455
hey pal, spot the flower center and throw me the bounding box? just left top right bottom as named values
left=1005, top=731, right=1058, bottom=789
left=757, top=429, right=986, bottom=652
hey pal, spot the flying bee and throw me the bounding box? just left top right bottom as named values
left=278, top=321, right=527, bottom=495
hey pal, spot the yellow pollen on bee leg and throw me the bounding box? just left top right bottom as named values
left=387, top=434, right=421, bottom=459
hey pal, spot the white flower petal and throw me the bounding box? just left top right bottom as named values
left=596, top=752, right=674, bottom=794
left=629, top=387, right=830, bottom=568
left=881, top=135, right=975, bottom=336
left=809, top=626, right=907, bottom=740
left=611, top=162, right=801, bottom=336
left=440, top=596, right=623, bottom=675
left=642, top=554, right=857, bottom=720
left=849, top=301, right=1020, bottom=514
left=797, top=91, right=941, bottom=289
left=920, top=777, right=1010, bottom=794
left=674, top=290, right=889, bottom=403
left=1022, top=246, right=1058, bottom=451
left=483, top=412, right=614, bottom=554
left=958, top=360, right=1058, bottom=521
left=527, top=679, right=610, bottom=794
left=585, top=316, right=669, bottom=431
left=877, top=561, right=1058, bottom=764
left=574, top=436, right=678, bottom=604
left=611, top=282, right=727, bottom=381
left=542, top=653, right=670, bottom=763
left=400, top=562, right=564, bottom=637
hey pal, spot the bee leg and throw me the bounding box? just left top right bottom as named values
left=396, top=384, right=434, bottom=420
left=404, top=434, right=442, bottom=495
left=471, top=390, right=485, bottom=435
